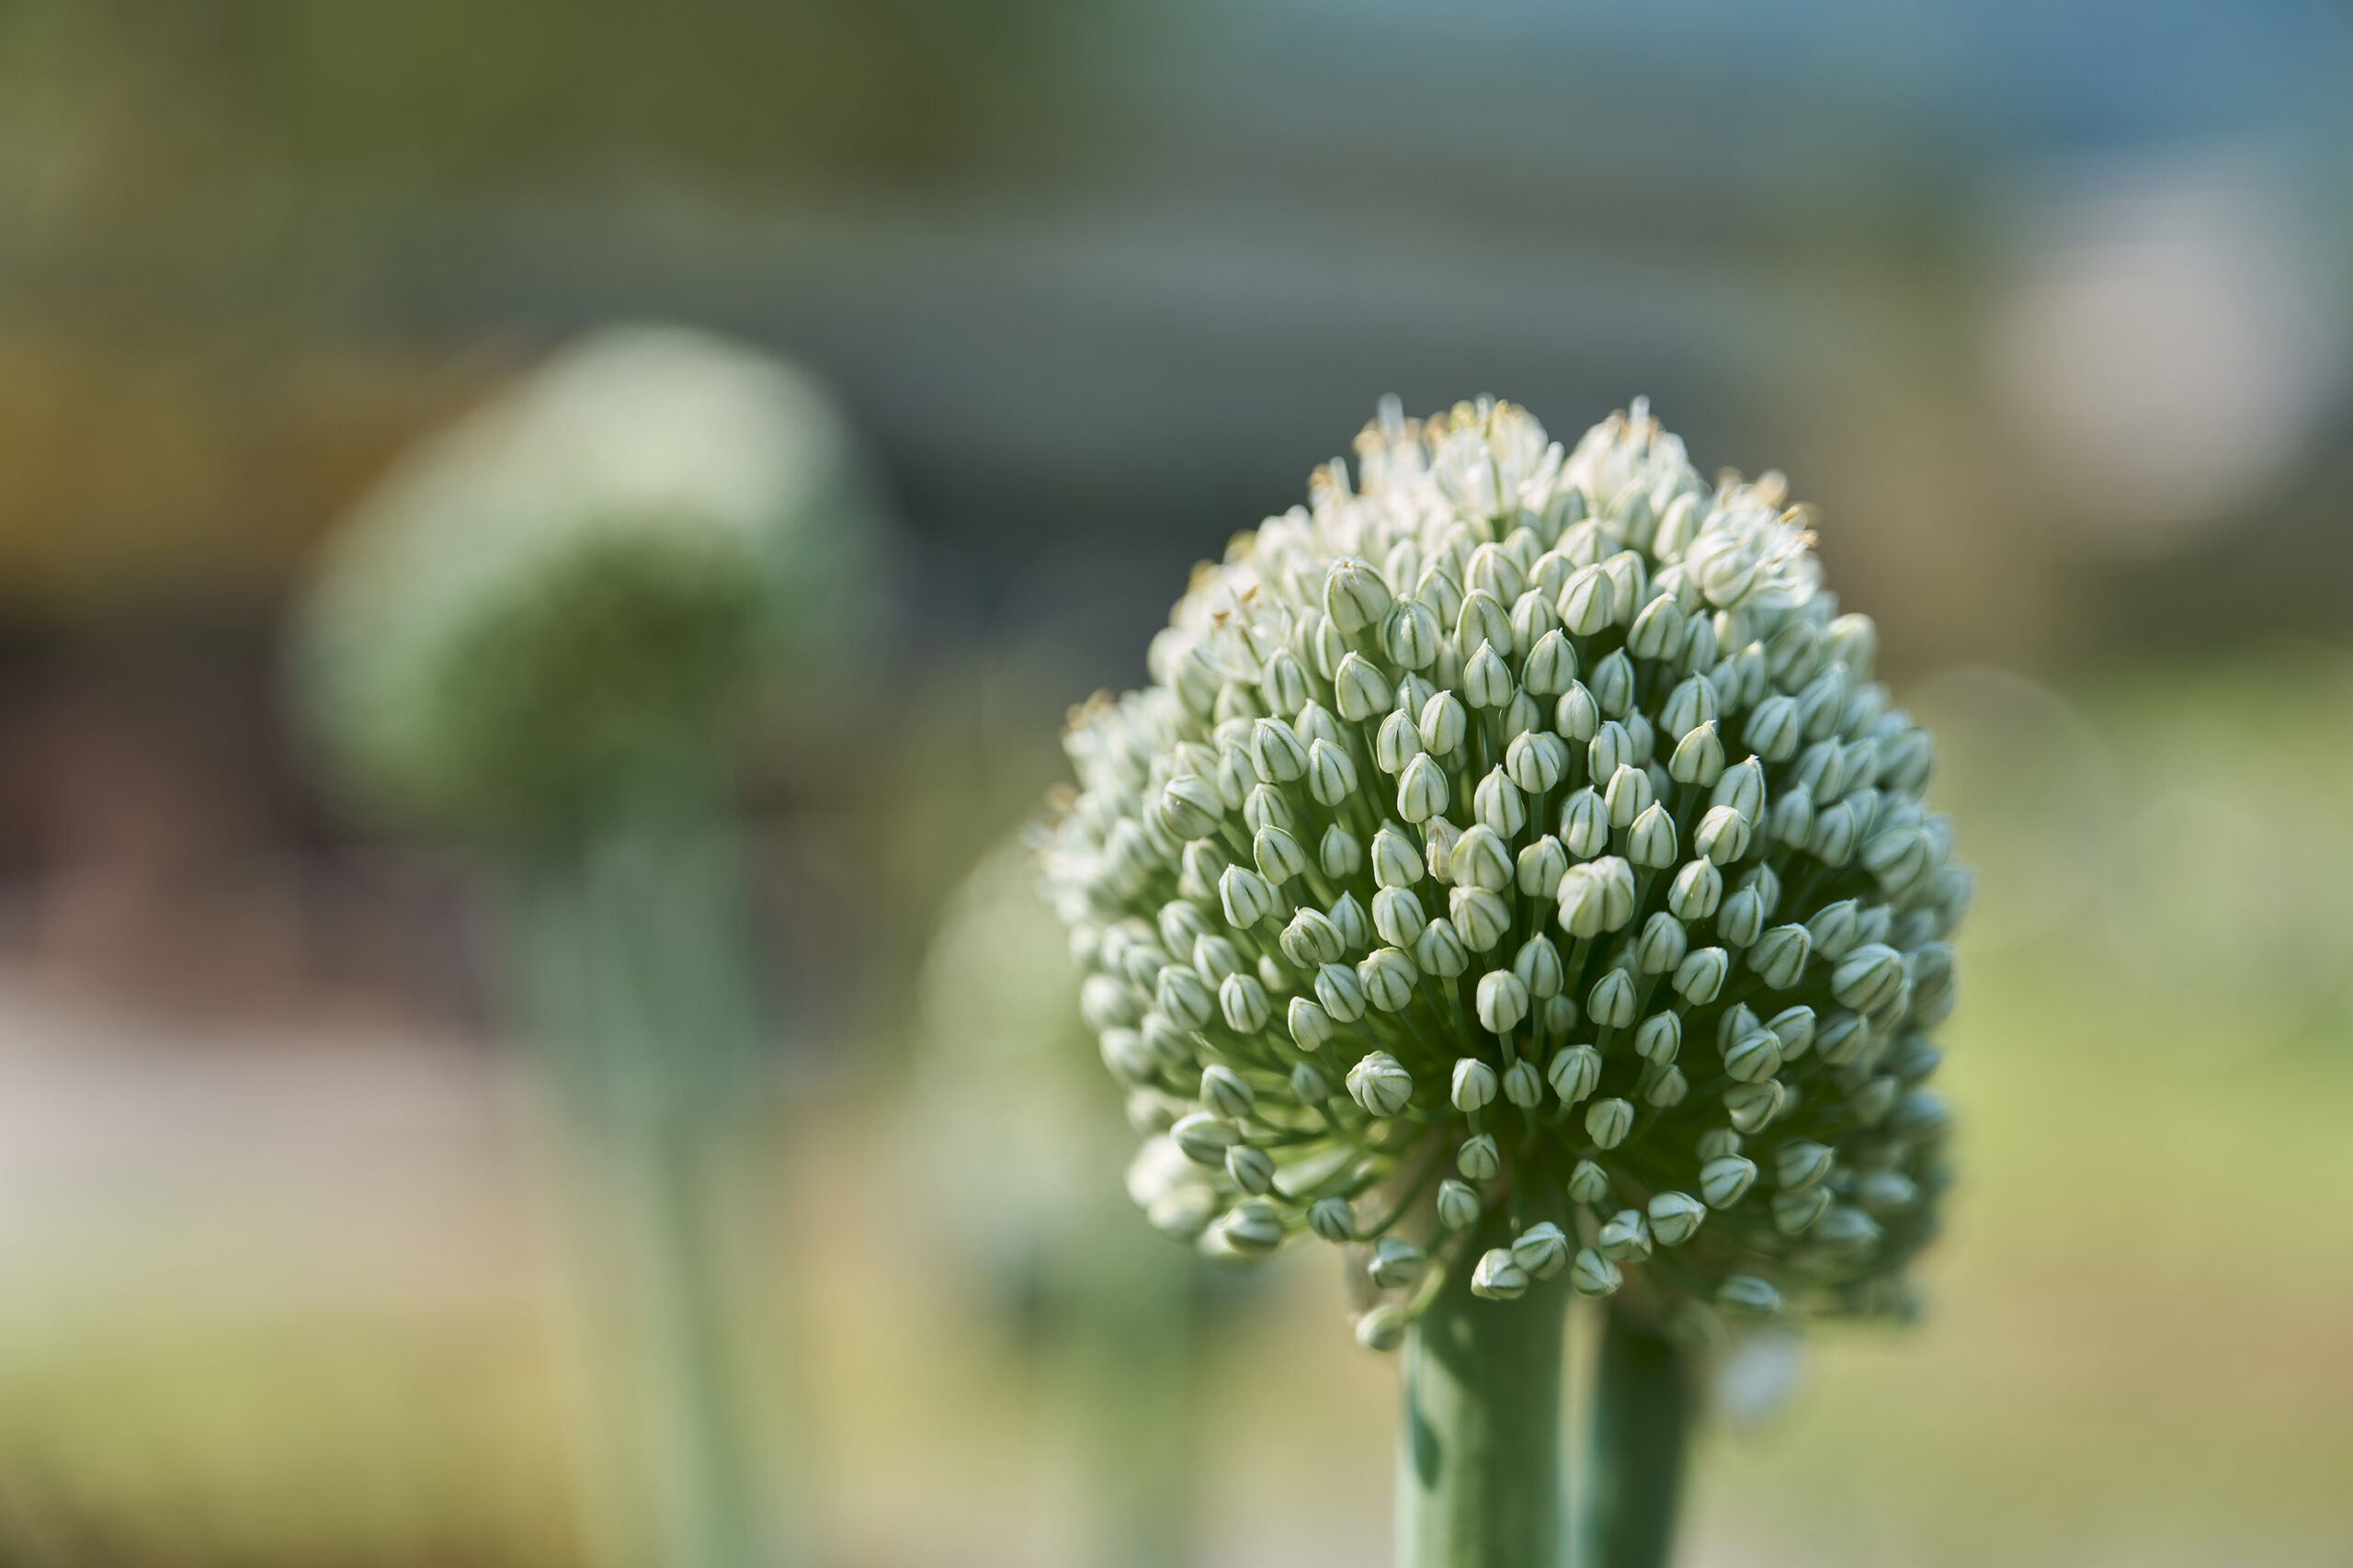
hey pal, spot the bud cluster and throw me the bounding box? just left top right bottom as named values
left=1040, top=397, right=1964, bottom=1349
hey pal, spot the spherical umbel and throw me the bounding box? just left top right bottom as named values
left=1038, top=396, right=1965, bottom=1349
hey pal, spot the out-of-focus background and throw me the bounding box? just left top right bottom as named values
left=2, top=3, right=2351, bottom=1565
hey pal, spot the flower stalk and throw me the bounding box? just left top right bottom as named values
left=1583, top=1308, right=1695, bottom=1568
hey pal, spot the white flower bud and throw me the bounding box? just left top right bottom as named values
left=1667, top=858, right=1722, bottom=921
left=1771, top=1186, right=1830, bottom=1235
left=1685, top=804, right=1746, bottom=867
left=1220, top=865, right=1278, bottom=927
left=1472, top=967, right=1529, bottom=1032
left=1397, top=752, right=1449, bottom=823
left=1311, top=831, right=1360, bottom=887
left=1666, top=721, right=1725, bottom=787
left=1422, top=815, right=1462, bottom=884
left=1413, top=689, right=1463, bottom=756
left=1327, top=892, right=1371, bottom=953
left=1723, top=1028, right=1783, bottom=1085
left=1308, top=1196, right=1357, bottom=1243
left=1458, top=1133, right=1501, bottom=1182
left=1553, top=681, right=1600, bottom=743
left=1449, top=886, right=1511, bottom=950
left=1458, top=591, right=1513, bottom=665
left=1510, top=1221, right=1570, bottom=1279
left=1579, top=968, right=1631, bottom=1029
left=1463, top=641, right=1517, bottom=710
left=1219, top=972, right=1271, bottom=1032
left=1522, top=629, right=1577, bottom=695
left=1383, top=599, right=1443, bottom=670
left=1501, top=1060, right=1542, bottom=1107
left=1331, top=652, right=1389, bottom=722
left=1472, top=1247, right=1531, bottom=1300
left=1449, top=824, right=1515, bottom=891
left=1808, top=799, right=1859, bottom=866
left=1696, top=1128, right=1743, bottom=1162
left=1472, top=768, right=1528, bottom=837
left=1585, top=1096, right=1634, bottom=1149
left=1588, top=721, right=1632, bottom=783
left=1632, top=911, right=1688, bottom=976
left=1699, top=1153, right=1759, bottom=1207
left=1451, top=1057, right=1500, bottom=1112
left=1354, top=1304, right=1408, bottom=1351
left=1505, top=731, right=1568, bottom=798
left=1599, top=1208, right=1653, bottom=1261
left=1558, top=788, right=1609, bottom=859
left=1250, top=717, right=1309, bottom=783
left=1516, top=836, right=1569, bottom=899
left=1438, top=1178, right=1483, bottom=1230
left=1566, top=1158, right=1614, bottom=1206
left=1255, top=824, right=1308, bottom=885
left=1304, top=740, right=1357, bottom=808
left=1222, top=1199, right=1286, bottom=1254
left=1376, top=710, right=1420, bottom=775
left=1605, top=763, right=1654, bottom=829
left=1745, top=924, right=1812, bottom=990
left=1347, top=1051, right=1415, bottom=1116
left=1157, top=966, right=1216, bottom=1030
left=1322, top=556, right=1392, bottom=634
left=1368, top=1237, right=1427, bottom=1289
left=1290, top=1061, right=1331, bottom=1104
left=1648, top=1190, right=1707, bottom=1246
left=1590, top=650, right=1636, bottom=719
left=1627, top=801, right=1678, bottom=868
left=1288, top=996, right=1334, bottom=1050
left=1512, top=935, right=1564, bottom=998
left=1171, top=1112, right=1241, bottom=1166
left=1259, top=650, right=1311, bottom=718
left=1281, top=909, right=1344, bottom=967
left=1415, top=917, right=1471, bottom=978
left=1571, top=1247, right=1623, bottom=1298
left=1767, top=782, right=1814, bottom=846
left=1671, top=946, right=1728, bottom=1005
left=1831, top=943, right=1905, bottom=1012
left=1199, top=1063, right=1255, bottom=1119
left=1717, top=1276, right=1781, bottom=1317
left=1370, top=824, right=1424, bottom=889
left=1159, top=774, right=1225, bottom=840
left=1723, top=1079, right=1784, bottom=1133
left=1548, top=1043, right=1601, bottom=1104
left=1775, top=1139, right=1835, bottom=1192
left=1227, top=1143, right=1276, bottom=1194
left=1559, top=564, right=1612, bottom=635
left=1371, top=886, right=1426, bottom=949
left=1314, top=962, right=1368, bottom=1023
left=1359, top=947, right=1417, bottom=1013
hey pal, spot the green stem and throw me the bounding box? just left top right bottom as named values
left=506, top=801, right=778, bottom=1568
left=1396, top=1210, right=1573, bottom=1568
left=1583, top=1307, right=1695, bottom=1568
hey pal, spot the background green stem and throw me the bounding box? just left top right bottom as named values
left=1396, top=1210, right=1573, bottom=1568
left=506, top=799, right=779, bottom=1568
left=1583, top=1306, right=1695, bottom=1568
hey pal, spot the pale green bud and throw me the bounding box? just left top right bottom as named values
left=1554, top=681, right=1600, bottom=743
left=1260, top=650, right=1311, bottom=719
left=1513, top=935, right=1565, bottom=998
left=1723, top=1028, right=1783, bottom=1084
left=1372, top=886, right=1426, bottom=948
left=1220, top=972, right=1271, bottom=1032
left=1693, top=803, right=1752, bottom=865
left=1642, top=1062, right=1689, bottom=1108
left=1587, top=968, right=1638, bottom=1028
left=1458, top=591, right=1513, bottom=665
left=1473, top=767, right=1529, bottom=837
left=1848, top=1074, right=1899, bottom=1125
left=1476, top=970, right=1531, bottom=1034
left=1511, top=1221, right=1570, bottom=1279
left=1140, top=1013, right=1193, bottom=1070
left=1502, top=1060, right=1542, bottom=1108
left=1468, top=542, right=1525, bottom=605
left=1306, top=740, right=1358, bottom=808
left=1368, top=1237, right=1427, bottom=1289
left=1517, top=836, right=1569, bottom=899
left=1717, top=1276, right=1781, bottom=1317
left=1226, top=1143, right=1276, bottom=1194
left=1540, top=994, right=1578, bottom=1035
left=1591, top=857, right=1637, bottom=929
left=1625, top=591, right=1686, bottom=662
left=1359, top=947, right=1418, bottom=1013
left=1347, top=1051, right=1415, bottom=1116
left=1699, top=1153, right=1759, bottom=1207
left=1859, top=1169, right=1919, bottom=1215
left=1376, top=710, right=1420, bottom=774
left=1464, top=640, right=1517, bottom=710
left=1775, top=1139, right=1835, bottom=1191
left=1808, top=799, right=1859, bottom=866
left=1766, top=1005, right=1816, bottom=1059
left=1397, top=752, right=1449, bottom=823
left=1668, top=858, right=1723, bottom=920
left=1472, top=1246, right=1531, bottom=1300
left=1157, top=966, right=1216, bottom=1030
left=1416, top=917, right=1471, bottom=978
left=1451, top=1057, right=1500, bottom=1112
left=1371, top=824, right=1424, bottom=889
left=1329, top=652, right=1387, bottom=722
left=1459, top=1133, right=1501, bottom=1183
left=1742, top=692, right=1801, bottom=762
left=1324, top=556, right=1392, bottom=634
left=1220, top=865, right=1278, bottom=926
left=1171, top=1112, right=1240, bottom=1166
left=1309, top=1196, right=1357, bottom=1243
left=1505, top=729, right=1570, bottom=795
left=1159, top=899, right=1211, bottom=954
left=1179, top=839, right=1229, bottom=903
left=1626, top=914, right=1682, bottom=978
left=1648, top=1190, right=1707, bottom=1246
left=1255, top=824, right=1309, bottom=884
left=1723, top=1080, right=1785, bottom=1133
left=1591, top=650, right=1636, bottom=718
left=1771, top=1186, right=1830, bottom=1235
left=1418, top=688, right=1468, bottom=755
left=1892, top=1088, right=1951, bottom=1144
left=1383, top=598, right=1443, bottom=670
left=1258, top=953, right=1291, bottom=994
left=1814, top=1204, right=1883, bottom=1256
left=1281, top=909, right=1344, bottom=968
left=1588, top=721, right=1633, bottom=781
left=1586, top=1096, right=1634, bottom=1149
left=1746, top=924, right=1813, bottom=990
left=1633, top=1011, right=1682, bottom=1066
left=1314, top=962, right=1368, bottom=1023
left=1355, top=1304, right=1408, bottom=1351
left=1313, top=831, right=1359, bottom=888
left=1559, top=564, right=1612, bottom=635
left=1599, top=1208, right=1653, bottom=1261
left=1159, top=774, right=1226, bottom=840
left=1559, top=788, right=1610, bottom=859
left=1571, top=1247, right=1624, bottom=1298
left=1082, top=974, right=1144, bottom=1032
left=1831, top=943, right=1905, bottom=1012
left=1672, top=946, right=1729, bottom=1005
left=1697, top=1128, right=1743, bottom=1161
left=1765, top=782, right=1814, bottom=848
left=1816, top=1010, right=1871, bottom=1066
left=1200, top=1063, right=1255, bottom=1119
left=1566, top=1159, right=1614, bottom=1206
left=1660, top=675, right=1717, bottom=739
left=1423, top=816, right=1462, bottom=884
left=1508, top=589, right=1560, bottom=662
left=1805, top=899, right=1860, bottom=961
left=1523, top=629, right=1578, bottom=696
left=1627, top=806, right=1683, bottom=888
left=1716, top=887, right=1764, bottom=948
left=1415, top=563, right=1463, bottom=627
left=1222, top=1199, right=1285, bottom=1254
left=1288, top=996, right=1335, bottom=1051
left=1667, top=721, right=1725, bottom=787
left=1438, top=1179, right=1483, bottom=1231
left=1290, top=1062, right=1332, bottom=1104
left=1549, top=1044, right=1601, bottom=1103
left=1450, top=824, right=1516, bottom=891
left=1250, top=717, right=1309, bottom=784
left=1450, top=886, right=1512, bottom=951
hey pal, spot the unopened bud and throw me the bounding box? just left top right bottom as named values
left=1368, top=1237, right=1427, bottom=1289
left=1458, top=1133, right=1501, bottom=1182
left=1648, top=1190, right=1707, bottom=1246
left=1226, top=1143, right=1276, bottom=1194
left=1586, top=1096, right=1634, bottom=1149
left=1511, top=1221, right=1571, bottom=1279
left=1472, top=1247, right=1531, bottom=1300
left=1571, top=1247, right=1624, bottom=1298
left=1548, top=1044, right=1601, bottom=1104
left=1451, top=1057, right=1500, bottom=1112
left=1200, top=1063, right=1255, bottom=1118
left=1347, top=1051, right=1415, bottom=1116
left=1566, top=1159, right=1613, bottom=1206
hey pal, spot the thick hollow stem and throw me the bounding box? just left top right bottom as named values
left=507, top=805, right=777, bottom=1568
left=1396, top=1211, right=1574, bottom=1568
left=1583, top=1306, right=1695, bottom=1568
